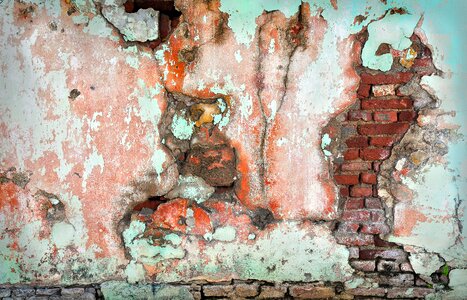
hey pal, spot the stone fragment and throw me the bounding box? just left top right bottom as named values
left=234, top=284, right=259, bottom=297
left=202, top=285, right=233, bottom=297
left=257, top=286, right=287, bottom=299
left=165, top=175, right=215, bottom=203
left=13, top=288, right=35, bottom=297
left=289, top=285, right=335, bottom=299
left=101, top=6, right=159, bottom=42
left=35, top=288, right=60, bottom=296
left=61, top=288, right=85, bottom=296
left=0, top=289, right=11, bottom=297
left=372, top=84, right=396, bottom=97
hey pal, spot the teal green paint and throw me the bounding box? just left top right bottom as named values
left=124, top=261, right=146, bottom=284
left=51, top=222, right=75, bottom=248
left=362, top=13, right=419, bottom=71
left=72, top=15, right=89, bottom=25
left=0, top=239, right=21, bottom=284
left=164, top=233, right=182, bottom=246
left=126, top=56, right=140, bottom=69
left=170, top=112, right=194, bottom=140
left=212, top=226, right=236, bottom=242
left=83, top=16, right=114, bottom=39
left=321, top=134, right=331, bottom=157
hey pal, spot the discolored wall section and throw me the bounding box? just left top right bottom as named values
left=0, top=0, right=465, bottom=299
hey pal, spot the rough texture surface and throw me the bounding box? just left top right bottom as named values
left=0, top=0, right=465, bottom=299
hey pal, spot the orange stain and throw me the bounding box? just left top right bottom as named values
left=0, top=182, right=20, bottom=212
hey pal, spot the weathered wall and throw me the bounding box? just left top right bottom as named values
left=0, top=0, right=465, bottom=299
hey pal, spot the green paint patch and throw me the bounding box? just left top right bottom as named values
left=170, top=112, right=194, bottom=140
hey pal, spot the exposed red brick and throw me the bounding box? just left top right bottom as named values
left=340, top=187, right=349, bottom=197
left=373, top=161, right=382, bottom=172
left=345, top=136, right=368, bottom=148
left=399, top=110, right=417, bottom=121
left=374, top=111, right=398, bottom=122
left=360, top=249, right=407, bottom=260
left=361, top=98, right=413, bottom=110
left=370, top=136, right=397, bottom=147
left=374, top=235, right=398, bottom=247
left=350, top=260, right=376, bottom=272
left=350, top=186, right=373, bottom=197
left=361, top=173, right=377, bottom=184
left=338, top=222, right=360, bottom=233
left=334, top=174, right=360, bottom=185
left=360, top=148, right=391, bottom=161
left=361, top=223, right=390, bottom=234
left=387, top=287, right=433, bottom=298
left=344, top=198, right=365, bottom=210
left=371, top=210, right=386, bottom=222
left=335, top=233, right=374, bottom=246
left=348, top=110, right=372, bottom=121
left=377, top=260, right=400, bottom=272
left=413, top=57, right=432, bottom=68
left=341, top=162, right=372, bottom=171
left=289, top=286, right=335, bottom=299
left=342, top=210, right=371, bottom=221
left=357, top=83, right=371, bottom=98
left=344, top=149, right=359, bottom=160
left=358, top=123, right=410, bottom=135
left=365, top=198, right=382, bottom=209
left=361, top=72, right=413, bottom=84
left=350, top=288, right=386, bottom=297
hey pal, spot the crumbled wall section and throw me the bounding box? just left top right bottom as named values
left=0, top=0, right=466, bottom=299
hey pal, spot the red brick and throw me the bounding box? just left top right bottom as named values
left=350, top=288, right=386, bottom=297
left=348, top=110, right=372, bottom=121
left=341, top=162, right=372, bottom=171
left=374, top=235, right=398, bottom=247
left=357, top=83, right=371, bottom=98
left=344, top=198, right=364, bottom=210
left=338, top=222, right=360, bottom=233
left=370, top=136, right=397, bottom=147
left=398, top=110, right=417, bottom=121
left=361, top=98, right=413, bottom=110
left=365, top=198, right=382, bottom=209
left=335, top=233, right=374, bottom=246
left=413, top=57, right=432, bottom=68
left=374, top=111, right=398, bottom=122
left=377, top=260, right=400, bottom=272
left=344, top=149, right=359, bottom=160
left=361, top=223, right=390, bottom=234
left=387, top=287, right=433, bottom=298
left=342, top=210, right=371, bottom=221
left=360, top=148, right=391, bottom=161
left=360, top=249, right=407, bottom=260
left=358, top=123, right=410, bottom=135
left=350, top=186, right=373, bottom=197
left=334, top=174, right=359, bottom=185
left=361, top=173, right=377, bottom=184
left=345, top=136, right=368, bottom=148
left=361, top=72, right=413, bottom=84
left=340, top=187, right=349, bottom=197
left=371, top=210, right=386, bottom=222
left=373, top=161, right=382, bottom=172
left=350, top=260, right=376, bottom=272
left=289, top=286, right=335, bottom=299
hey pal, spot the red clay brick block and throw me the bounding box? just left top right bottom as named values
left=365, top=198, right=382, bottom=209
left=344, top=198, right=365, bottom=210
left=374, top=111, right=398, bottom=122
left=358, top=123, right=410, bottom=135
left=350, top=186, right=373, bottom=197
left=344, top=149, right=359, bottom=160
left=361, top=72, right=413, bottom=84
left=350, top=260, right=376, bottom=272
left=374, top=236, right=398, bottom=247
left=377, top=260, right=400, bottom=272
left=370, top=136, right=397, bottom=147
left=350, top=288, right=386, bottom=297
left=371, top=210, right=386, bottom=222
left=342, top=210, right=371, bottom=221
left=289, top=286, right=335, bottom=299
left=340, top=187, right=349, bottom=197
left=338, top=222, right=360, bottom=233
left=361, top=223, right=390, bottom=234
left=335, top=233, right=374, bottom=246
left=345, top=136, right=368, bottom=148
left=387, top=287, right=433, bottom=298
left=341, top=162, right=372, bottom=171
left=360, top=249, right=407, bottom=261
left=399, top=110, right=417, bottom=121
left=360, top=148, right=391, bottom=161
left=361, top=173, right=377, bottom=184
left=348, top=110, right=372, bottom=121
left=334, top=174, right=360, bottom=185
left=372, top=84, right=396, bottom=97
left=357, top=83, right=371, bottom=98
left=361, top=98, right=413, bottom=110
